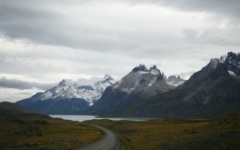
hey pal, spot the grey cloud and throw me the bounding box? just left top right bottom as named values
left=0, top=0, right=239, bottom=55
left=123, top=0, right=240, bottom=20
left=182, top=29, right=238, bottom=46
left=0, top=4, right=72, bottom=46
left=0, top=5, right=126, bottom=51
left=0, top=77, right=55, bottom=90
left=0, top=1, right=128, bottom=51
left=0, top=1, right=194, bottom=52
left=1, top=0, right=240, bottom=104
left=0, top=0, right=239, bottom=82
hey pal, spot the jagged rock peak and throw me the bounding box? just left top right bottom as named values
left=58, top=79, right=74, bottom=86
left=150, top=65, right=157, bottom=70
left=219, top=52, right=240, bottom=63
left=131, top=64, right=148, bottom=73
left=224, top=52, right=240, bottom=76
left=165, top=75, right=185, bottom=87
left=131, top=64, right=161, bottom=75
left=207, top=51, right=240, bottom=76
left=96, top=74, right=115, bottom=85
left=103, top=74, right=114, bottom=81
left=225, top=51, right=240, bottom=64
left=150, top=65, right=161, bottom=75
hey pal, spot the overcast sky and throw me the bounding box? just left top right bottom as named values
left=0, top=0, right=240, bottom=102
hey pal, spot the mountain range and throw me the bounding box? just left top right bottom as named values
left=16, top=65, right=184, bottom=114
left=87, top=64, right=178, bottom=115
left=17, top=52, right=240, bottom=118
left=16, top=75, right=115, bottom=114
left=90, top=52, right=240, bottom=118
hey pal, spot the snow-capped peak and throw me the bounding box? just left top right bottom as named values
left=112, top=64, right=166, bottom=93
left=94, top=75, right=116, bottom=93
left=31, top=75, right=115, bottom=106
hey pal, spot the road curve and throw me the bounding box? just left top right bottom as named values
left=76, top=124, right=119, bottom=150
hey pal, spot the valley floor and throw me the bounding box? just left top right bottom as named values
left=1, top=101, right=240, bottom=150
left=0, top=114, right=103, bottom=150
left=86, top=109, right=240, bottom=150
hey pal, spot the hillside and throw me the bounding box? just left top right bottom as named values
left=0, top=102, right=102, bottom=150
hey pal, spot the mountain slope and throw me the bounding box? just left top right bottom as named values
left=88, top=65, right=175, bottom=115
left=93, top=52, right=240, bottom=118
left=112, top=65, right=173, bottom=95
left=0, top=101, right=35, bottom=114
left=16, top=75, right=115, bottom=114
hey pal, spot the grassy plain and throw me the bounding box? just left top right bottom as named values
left=0, top=110, right=102, bottom=150
left=86, top=109, right=240, bottom=150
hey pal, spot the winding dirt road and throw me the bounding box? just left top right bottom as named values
left=76, top=124, right=119, bottom=150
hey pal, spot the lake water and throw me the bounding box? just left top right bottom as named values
left=50, top=115, right=152, bottom=122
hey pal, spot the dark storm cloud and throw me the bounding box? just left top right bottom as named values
left=0, top=77, right=55, bottom=90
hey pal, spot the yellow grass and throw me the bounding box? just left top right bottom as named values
left=86, top=118, right=240, bottom=150
left=0, top=117, right=102, bottom=150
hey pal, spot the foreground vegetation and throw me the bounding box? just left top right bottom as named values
left=86, top=109, right=240, bottom=150
left=0, top=102, right=102, bottom=150
left=1, top=102, right=239, bottom=150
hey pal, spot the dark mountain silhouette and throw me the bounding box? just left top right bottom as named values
left=89, top=52, right=240, bottom=118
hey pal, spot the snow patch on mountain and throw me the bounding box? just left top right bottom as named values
left=31, top=75, right=115, bottom=106
left=167, top=80, right=185, bottom=87
left=112, top=64, right=162, bottom=93
left=95, top=74, right=115, bottom=93
left=150, top=65, right=160, bottom=75
left=210, top=52, right=240, bottom=76
left=228, top=70, right=236, bottom=76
